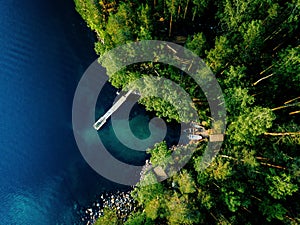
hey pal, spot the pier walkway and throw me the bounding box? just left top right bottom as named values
left=93, top=90, right=133, bottom=130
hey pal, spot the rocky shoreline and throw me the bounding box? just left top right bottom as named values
left=77, top=191, right=136, bottom=224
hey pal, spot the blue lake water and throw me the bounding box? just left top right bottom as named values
left=0, top=0, right=181, bottom=224
left=0, top=0, right=128, bottom=224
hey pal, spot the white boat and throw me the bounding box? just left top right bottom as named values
left=183, top=128, right=194, bottom=133
left=191, top=123, right=205, bottom=132
left=188, top=134, right=203, bottom=140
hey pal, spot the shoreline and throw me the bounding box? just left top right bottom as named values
left=77, top=190, right=136, bottom=224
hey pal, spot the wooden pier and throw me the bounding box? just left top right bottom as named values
left=93, top=90, right=133, bottom=130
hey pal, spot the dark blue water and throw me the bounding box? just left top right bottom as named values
left=0, top=0, right=133, bottom=224
left=0, top=0, right=183, bottom=223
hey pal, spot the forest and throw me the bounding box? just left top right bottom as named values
left=74, top=0, right=300, bottom=224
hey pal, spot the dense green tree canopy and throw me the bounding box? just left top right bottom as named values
left=74, top=0, right=300, bottom=224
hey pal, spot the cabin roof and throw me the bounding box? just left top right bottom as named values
left=153, top=166, right=168, bottom=179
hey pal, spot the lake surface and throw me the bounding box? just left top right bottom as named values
left=0, top=0, right=125, bottom=224
left=0, top=0, right=181, bottom=224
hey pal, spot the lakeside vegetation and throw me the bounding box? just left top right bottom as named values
left=74, top=0, right=300, bottom=224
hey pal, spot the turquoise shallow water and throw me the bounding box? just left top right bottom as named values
left=0, top=0, right=181, bottom=224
